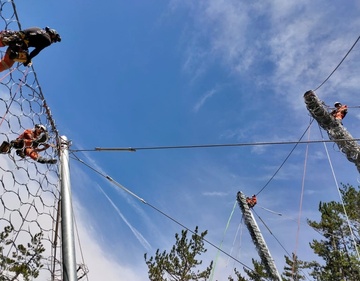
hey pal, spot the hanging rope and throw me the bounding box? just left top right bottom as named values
left=0, top=66, right=17, bottom=82
left=226, top=220, right=243, bottom=268
left=293, top=120, right=310, bottom=277
left=209, top=200, right=238, bottom=281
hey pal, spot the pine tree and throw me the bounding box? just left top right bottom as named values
left=243, top=259, right=270, bottom=281
left=227, top=268, right=248, bottom=281
left=0, top=225, right=45, bottom=281
left=305, top=184, right=360, bottom=281
left=144, top=226, right=213, bottom=281
left=281, top=253, right=305, bottom=281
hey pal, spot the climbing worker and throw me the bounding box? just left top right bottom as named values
left=331, top=102, right=348, bottom=124
left=246, top=195, right=257, bottom=208
left=0, top=124, right=57, bottom=164
left=251, top=194, right=257, bottom=206
left=246, top=197, right=252, bottom=206
left=0, top=26, right=61, bottom=72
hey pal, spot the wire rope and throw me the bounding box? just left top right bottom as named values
left=313, top=35, right=360, bottom=91
left=70, top=136, right=360, bottom=154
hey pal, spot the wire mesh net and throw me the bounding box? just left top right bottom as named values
left=0, top=1, right=62, bottom=280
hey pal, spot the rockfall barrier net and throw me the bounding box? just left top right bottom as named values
left=0, top=1, right=62, bottom=280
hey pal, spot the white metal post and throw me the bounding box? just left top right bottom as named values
left=60, top=136, right=77, bottom=281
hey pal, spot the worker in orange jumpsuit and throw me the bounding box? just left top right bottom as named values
left=10, top=124, right=57, bottom=164
left=331, top=102, right=348, bottom=124
left=0, top=26, right=61, bottom=72
left=246, top=195, right=257, bottom=208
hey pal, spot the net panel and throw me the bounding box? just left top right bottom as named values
left=0, top=1, right=62, bottom=280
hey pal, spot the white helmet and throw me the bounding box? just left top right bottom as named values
left=35, top=124, right=47, bottom=132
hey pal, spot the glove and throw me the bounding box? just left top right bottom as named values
left=23, top=59, right=32, bottom=67
left=23, top=51, right=32, bottom=66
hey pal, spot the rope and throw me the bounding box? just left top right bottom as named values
left=209, top=200, right=237, bottom=281
left=73, top=210, right=90, bottom=281
left=69, top=152, right=259, bottom=274
left=319, top=128, right=360, bottom=260
left=293, top=120, right=310, bottom=277
left=314, top=35, right=360, bottom=91
left=226, top=220, right=243, bottom=268
left=0, top=66, right=17, bottom=83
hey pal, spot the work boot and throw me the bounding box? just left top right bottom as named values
left=37, top=157, right=57, bottom=164
left=16, top=149, right=25, bottom=158
left=0, top=141, right=11, bottom=153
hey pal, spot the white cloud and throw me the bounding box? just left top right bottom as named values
left=74, top=215, right=147, bottom=281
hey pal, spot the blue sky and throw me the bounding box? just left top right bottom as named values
left=12, top=1, right=360, bottom=280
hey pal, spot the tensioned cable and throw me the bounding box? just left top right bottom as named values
left=319, top=127, right=360, bottom=260
left=69, top=152, right=259, bottom=275
left=313, top=35, right=360, bottom=92
left=70, top=136, right=360, bottom=153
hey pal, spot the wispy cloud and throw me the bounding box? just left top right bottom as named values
left=193, top=88, right=217, bottom=112
left=98, top=185, right=152, bottom=251
left=174, top=1, right=360, bottom=109
left=203, top=191, right=228, bottom=197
